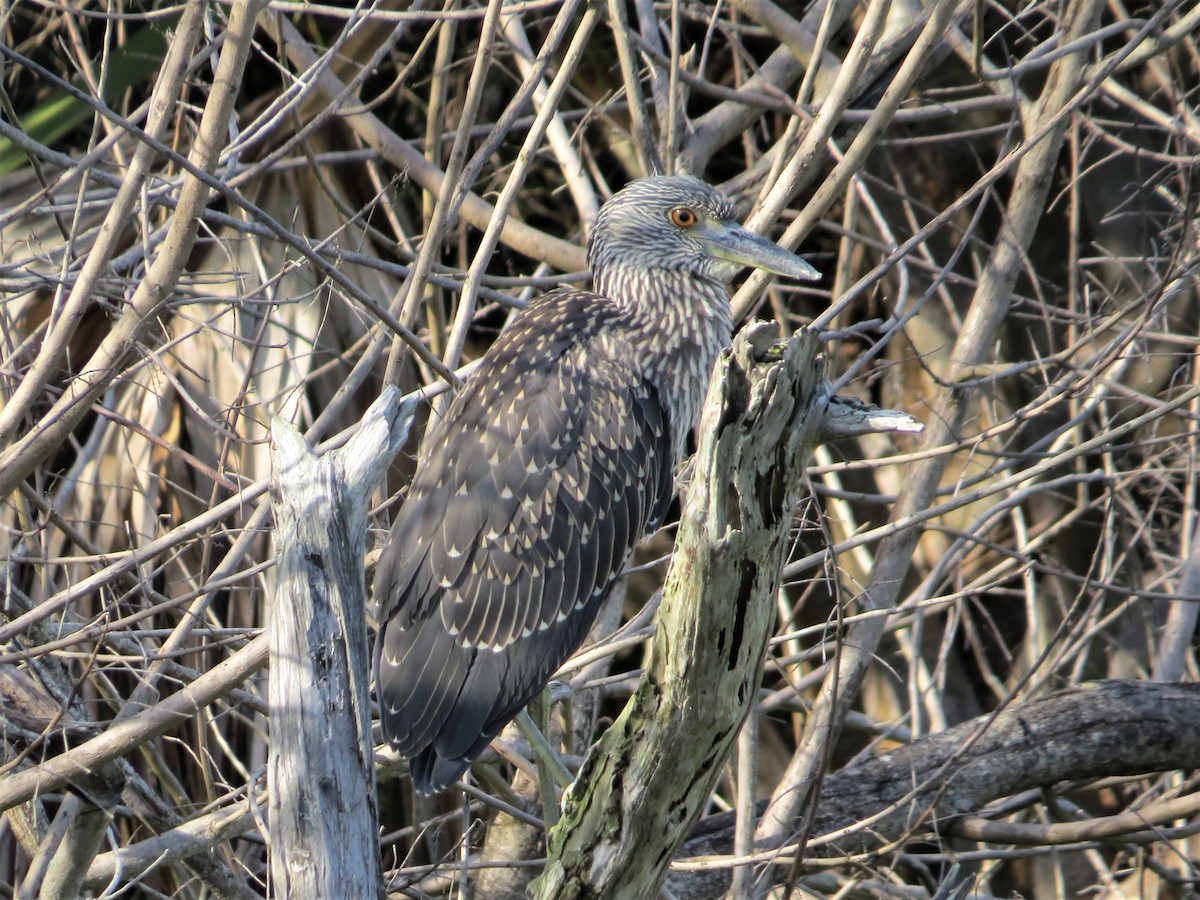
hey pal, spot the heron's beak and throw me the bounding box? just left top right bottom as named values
left=699, top=221, right=821, bottom=281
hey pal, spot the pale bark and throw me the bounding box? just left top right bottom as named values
left=267, top=389, right=415, bottom=900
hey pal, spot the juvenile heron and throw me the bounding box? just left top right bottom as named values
left=373, top=175, right=819, bottom=794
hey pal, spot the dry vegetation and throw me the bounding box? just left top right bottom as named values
left=1, top=0, right=1198, bottom=897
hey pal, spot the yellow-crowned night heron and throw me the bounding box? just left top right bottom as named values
left=373, top=175, right=819, bottom=794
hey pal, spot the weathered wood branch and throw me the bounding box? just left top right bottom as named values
left=668, top=679, right=1200, bottom=898
left=1, top=616, right=259, bottom=899
left=268, top=388, right=416, bottom=900
left=530, top=326, right=919, bottom=898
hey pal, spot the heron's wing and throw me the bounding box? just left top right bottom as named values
left=373, top=289, right=674, bottom=791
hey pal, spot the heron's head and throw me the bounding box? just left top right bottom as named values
left=587, top=175, right=820, bottom=294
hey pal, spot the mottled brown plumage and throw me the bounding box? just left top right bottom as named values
left=373, top=176, right=818, bottom=793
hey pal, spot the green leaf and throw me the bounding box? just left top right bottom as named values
left=0, top=17, right=176, bottom=175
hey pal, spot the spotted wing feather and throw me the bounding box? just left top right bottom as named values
left=373, top=289, right=674, bottom=793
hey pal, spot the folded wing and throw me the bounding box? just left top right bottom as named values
left=372, top=289, right=674, bottom=793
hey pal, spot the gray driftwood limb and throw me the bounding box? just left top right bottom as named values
left=818, top=391, right=925, bottom=441
left=530, top=326, right=829, bottom=899
left=668, top=679, right=1200, bottom=899
left=268, top=388, right=416, bottom=900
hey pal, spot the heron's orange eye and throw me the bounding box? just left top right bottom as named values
left=669, top=207, right=699, bottom=228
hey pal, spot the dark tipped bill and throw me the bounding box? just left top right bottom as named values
left=700, top=221, right=821, bottom=281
